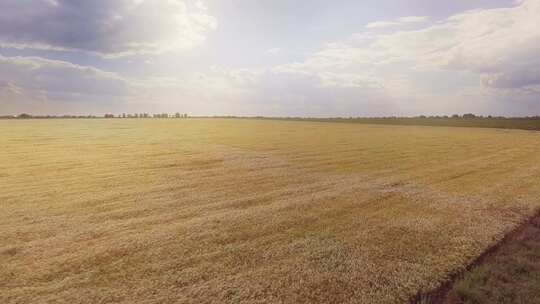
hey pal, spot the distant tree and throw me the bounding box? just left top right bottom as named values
left=18, top=113, right=32, bottom=119
left=175, top=112, right=181, bottom=118
left=463, top=113, right=477, bottom=119
left=104, top=114, right=115, bottom=118
left=452, top=114, right=461, bottom=118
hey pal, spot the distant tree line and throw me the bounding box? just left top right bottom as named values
left=1, top=113, right=190, bottom=119
left=105, top=113, right=189, bottom=118
left=207, top=114, right=540, bottom=120
left=3, top=113, right=540, bottom=121
left=4, top=113, right=540, bottom=131
left=207, top=115, right=540, bottom=131
left=0, top=113, right=99, bottom=119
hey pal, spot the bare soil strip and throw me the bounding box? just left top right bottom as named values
left=411, top=209, right=540, bottom=303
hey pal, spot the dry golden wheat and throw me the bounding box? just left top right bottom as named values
left=1, top=118, right=540, bottom=303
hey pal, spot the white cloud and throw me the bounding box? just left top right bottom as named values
left=365, top=16, right=429, bottom=29
left=0, top=54, right=139, bottom=114
left=42, top=0, right=59, bottom=7
left=0, top=0, right=217, bottom=56
left=0, top=54, right=259, bottom=115
left=365, top=21, right=400, bottom=29
left=397, top=16, right=429, bottom=23
left=266, top=48, right=283, bottom=55
left=0, top=55, right=132, bottom=97
left=195, top=1, right=208, bottom=11
left=270, top=0, right=540, bottom=114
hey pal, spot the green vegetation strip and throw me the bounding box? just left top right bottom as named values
left=231, top=117, right=540, bottom=132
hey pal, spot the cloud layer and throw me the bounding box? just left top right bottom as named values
left=265, top=0, right=540, bottom=114
left=0, top=0, right=217, bottom=56
left=0, top=54, right=135, bottom=113
left=1, top=0, right=539, bottom=116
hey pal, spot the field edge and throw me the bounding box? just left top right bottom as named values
left=409, top=208, right=540, bottom=304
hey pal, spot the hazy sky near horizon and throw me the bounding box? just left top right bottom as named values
left=1, top=0, right=539, bottom=116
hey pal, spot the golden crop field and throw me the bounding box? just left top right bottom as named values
left=2, top=118, right=540, bottom=304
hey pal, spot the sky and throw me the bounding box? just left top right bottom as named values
left=0, top=0, right=539, bottom=117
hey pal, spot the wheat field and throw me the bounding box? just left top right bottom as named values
left=2, top=118, right=540, bottom=304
